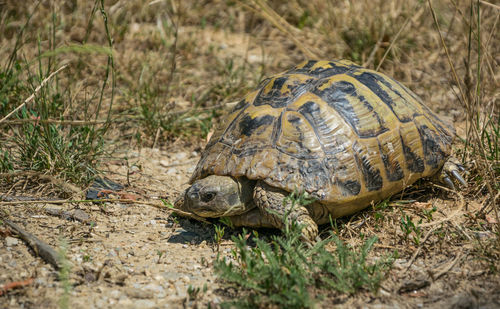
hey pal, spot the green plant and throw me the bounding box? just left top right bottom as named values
left=219, top=216, right=234, bottom=229
left=422, top=206, right=438, bottom=222
left=0, top=0, right=114, bottom=186
left=373, top=198, right=392, bottom=227
left=0, top=150, right=13, bottom=172
left=214, top=193, right=396, bottom=308
left=400, top=212, right=423, bottom=246
left=187, top=285, right=200, bottom=301
left=214, top=224, right=225, bottom=253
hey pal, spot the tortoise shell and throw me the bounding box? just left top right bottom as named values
left=191, top=60, right=454, bottom=206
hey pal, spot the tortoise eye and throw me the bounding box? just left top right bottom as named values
left=201, top=191, right=216, bottom=203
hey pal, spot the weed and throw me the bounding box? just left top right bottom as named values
left=400, top=212, right=423, bottom=246
left=219, top=217, right=234, bottom=229
left=0, top=150, right=13, bottom=172
left=187, top=285, right=201, bottom=301
left=214, top=193, right=396, bottom=308
left=214, top=224, right=225, bottom=253
left=422, top=206, right=438, bottom=222
left=156, top=250, right=165, bottom=264
left=373, top=198, right=392, bottom=228
left=0, top=0, right=114, bottom=186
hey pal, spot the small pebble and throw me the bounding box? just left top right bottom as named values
left=125, top=288, right=154, bottom=299
left=174, top=283, right=187, bottom=298
left=94, top=297, right=108, bottom=308
left=5, top=237, right=19, bottom=247
left=34, top=278, right=47, bottom=286
left=174, top=152, right=188, bottom=160
left=109, top=290, right=121, bottom=299
left=144, top=283, right=164, bottom=293
left=117, top=298, right=133, bottom=306
left=134, top=299, right=156, bottom=308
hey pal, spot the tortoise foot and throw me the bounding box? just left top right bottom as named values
left=440, top=157, right=467, bottom=189
left=296, top=215, right=319, bottom=242
left=254, top=181, right=318, bottom=242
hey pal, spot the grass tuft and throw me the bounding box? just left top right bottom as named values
left=0, top=0, right=115, bottom=186
left=214, top=193, right=396, bottom=308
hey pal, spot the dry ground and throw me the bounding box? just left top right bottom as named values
left=1, top=0, right=499, bottom=308
left=1, top=145, right=499, bottom=308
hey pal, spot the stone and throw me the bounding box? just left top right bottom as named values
left=94, top=297, right=108, bottom=308
left=161, top=271, right=182, bottom=282
left=174, top=152, right=188, bottom=161
left=134, top=299, right=156, bottom=308
left=109, top=290, right=122, bottom=299
left=5, top=237, right=19, bottom=246
left=174, top=282, right=187, bottom=298
left=144, top=283, right=166, bottom=298
left=125, top=287, right=154, bottom=299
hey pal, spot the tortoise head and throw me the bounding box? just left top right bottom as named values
left=180, top=175, right=254, bottom=217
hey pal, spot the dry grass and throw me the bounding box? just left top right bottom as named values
left=0, top=0, right=498, bottom=307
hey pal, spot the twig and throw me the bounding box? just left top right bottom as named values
left=0, top=119, right=106, bottom=126
left=239, top=0, right=318, bottom=59
left=376, top=2, right=421, bottom=71
left=167, top=102, right=233, bottom=116
left=432, top=252, right=463, bottom=280
left=479, top=0, right=500, bottom=10
left=364, top=25, right=386, bottom=68
left=0, top=278, right=35, bottom=296
left=0, top=198, right=211, bottom=224
left=0, top=65, right=68, bottom=125
left=44, top=208, right=90, bottom=223
left=420, top=184, right=465, bottom=228
left=160, top=159, right=198, bottom=168
left=2, top=219, right=61, bottom=269
left=0, top=195, right=62, bottom=202
left=429, top=0, right=496, bottom=209
left=427, top=0, right=467, bottom=105
left=0, top=171, right=81, bottom=194
left=404, top=227, right=438, bottom=272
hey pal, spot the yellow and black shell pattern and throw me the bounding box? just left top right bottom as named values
left=191, top=60, right=455, bottom=206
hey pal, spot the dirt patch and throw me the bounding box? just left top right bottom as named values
left=1, top=145, right=499, bottom=308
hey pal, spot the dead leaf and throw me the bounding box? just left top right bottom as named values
left=485, top=214, right=498, bottom=224
left=206, top=130, right=214, bottom=143
left=413, top=201, right=432, bottom=209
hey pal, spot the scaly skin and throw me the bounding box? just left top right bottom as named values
left=253, top=181, right=318, bottom=241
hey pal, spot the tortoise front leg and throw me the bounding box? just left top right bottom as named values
left=253, top=180, right=318, bottom=241
left=228, top=208, right=276, bottom=229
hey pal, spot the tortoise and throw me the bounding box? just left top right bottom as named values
left=175, top=59, right=466, bottom=241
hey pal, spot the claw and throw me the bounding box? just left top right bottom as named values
left=442, top=176, right=455, bottom=190
left=451, top=170, right=467, bottom=186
